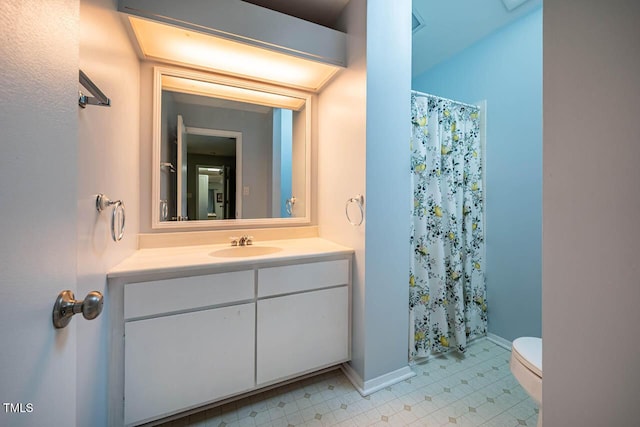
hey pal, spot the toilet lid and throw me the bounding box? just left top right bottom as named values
left=512, top=337, right=542, bottom=378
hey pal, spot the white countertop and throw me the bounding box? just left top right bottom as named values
left=108, top=238, right=353, bottom=279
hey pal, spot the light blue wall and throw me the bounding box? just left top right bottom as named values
left=412, top=7, right=542, bottom=341
left=272, top=108, right=281, bottom=217
left=279, top=109, right=293, bottom=217
left=270, top=108, right=292, bottom=217
left=364, top=0, right=412, bottom=380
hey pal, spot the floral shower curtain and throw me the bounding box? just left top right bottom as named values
left=409, top=92, right=486, bottom=360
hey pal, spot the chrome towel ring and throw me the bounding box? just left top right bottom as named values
left=345, top=194, right=364, bottom=226
left=160, top=199, right=169, bottom=221
left=96, top=193, right=125, bottom=242
left=285, top=197, right=297, bottom=216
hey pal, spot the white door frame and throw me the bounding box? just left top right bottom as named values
left=185, top=126, right=243, bottom=219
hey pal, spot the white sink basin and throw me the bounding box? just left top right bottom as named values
left=210, top=245, right=283, bottom=258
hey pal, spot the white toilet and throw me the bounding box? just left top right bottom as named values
left=510, top=337, right=542, bottom=427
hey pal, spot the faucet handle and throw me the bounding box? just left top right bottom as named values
left=229, top=236, right=239, bottom=246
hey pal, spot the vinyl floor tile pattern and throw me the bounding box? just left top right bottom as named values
left=159, top=339, right=538, bottom=427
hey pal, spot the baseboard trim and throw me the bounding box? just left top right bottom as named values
left=340, top=363, right=416, bottom=397
left=486, top=333, right=512, bottom=350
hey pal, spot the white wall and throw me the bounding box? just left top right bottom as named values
left=140, top=61, right=159, bottom=232
left=543, top=0, right=640, bottom=424
left=317, top=0, right=412, bottom=384
left=77, top=0, right=140, bottom=425
left=317, top=0, right=367, bottom=378
left=160, top=90, right=177, bottom=220
left=0, top=1, right=79, bottom=425
left=291, top=107, right=306, bottom=218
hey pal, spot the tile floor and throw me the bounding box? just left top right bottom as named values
left=159, top=339, right=538, bottom=427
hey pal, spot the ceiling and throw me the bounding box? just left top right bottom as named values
left=169, top=92, right=273, bottom=115
left=187, top=134, right=237, bottom=157
left=242, top=0, right=350, bottom=28
left=412, top=0, right=542, bottom=76
left=242, top=0, right=541, bottom=78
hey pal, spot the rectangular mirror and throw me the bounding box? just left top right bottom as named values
left=152, top=67, right=311, bottom=229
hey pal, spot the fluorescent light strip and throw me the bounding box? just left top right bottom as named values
left=129, top=16, right=340, bottom=92
left=162, top=75, right=306, bottom=111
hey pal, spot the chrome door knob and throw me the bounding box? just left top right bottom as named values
left=52, top=290, right=104, bottom=329
left=82, top=291, right=103, bottom=320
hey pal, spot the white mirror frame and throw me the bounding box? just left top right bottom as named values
left=151, top=66, right=312, bottom=230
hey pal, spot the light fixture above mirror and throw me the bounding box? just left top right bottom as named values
left=128, top=17, right=341, bottom=92
left=119, top=0, right=346, bottom=92
left=161, top=75, right=306, bottom=111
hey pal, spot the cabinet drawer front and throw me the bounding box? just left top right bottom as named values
left=124, top=270, right=254, bottom=319
left=124, top=303, right=256, bottom=426
left=258, top=259, right=349, bottom=297
left=256, top=286, right=349, bottom=385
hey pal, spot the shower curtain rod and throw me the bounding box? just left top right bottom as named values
left=411, top=90, right=479, bottom=110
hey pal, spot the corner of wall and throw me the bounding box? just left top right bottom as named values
left=316, top=0, right=367, bottom=379
left=77, top=0, right=141, bottom=425
left=362, top=0, right=412, bottom=382
left=317, top=0, right=413, bottom=384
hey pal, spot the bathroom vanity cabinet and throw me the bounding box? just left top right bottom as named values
left=107, top=239, right=352, bottom=427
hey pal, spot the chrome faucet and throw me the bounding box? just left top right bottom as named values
left=230, top=235, right=253, bottom=246
left=238, top=235, right=253, bottom=246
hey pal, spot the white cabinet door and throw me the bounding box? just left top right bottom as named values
left=256, top=286, right=349, bottom=385
left=124, top=303, right=255, bottom=425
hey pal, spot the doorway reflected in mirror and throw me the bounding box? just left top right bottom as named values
left=152, top=67, right=311, bottom=229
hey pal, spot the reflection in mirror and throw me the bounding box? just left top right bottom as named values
left=196, top=164, right=229, bottom=220
left=153, top=68, right=311, bottom=229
